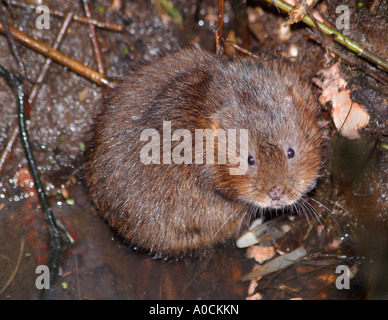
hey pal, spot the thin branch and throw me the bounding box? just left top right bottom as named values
left=0, top=13, right=74, bottom=177
left=307, top=28, right=388, bottom=85
left=0, top=124, right=18, bottom=176
left=224, top=38, right=261, bottom=59
left=216, top=0, right=224, bottom=56
left=29, top=12, right=74, bottom=104
left=264, top=0, right=388, bottom=72
left=0, top=22, right=114, bottom=87
left=0, top=64, right=63, bottom=299
left=0, top=4, right=76, bottom=298
left=286, top=0, right=319, bottom=25
left=0, top=2, right=25, bottom=76
left=369, top=0, right=383, bottom=16
left=82, top=0, right=105, bottom=75
left=8, top=0, right=124, bottom=32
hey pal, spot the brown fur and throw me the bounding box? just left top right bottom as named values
left=83, top=48, right=323, bottom=257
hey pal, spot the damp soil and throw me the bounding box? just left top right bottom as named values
left=0, top=0, right=387, bottom=300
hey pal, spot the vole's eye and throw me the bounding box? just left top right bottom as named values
left=287, top=148, right=295, bottom=159
left=248, top=155, right=255, bottom=165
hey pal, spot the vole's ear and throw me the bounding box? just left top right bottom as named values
left=287, top=83, right=318, bottom=116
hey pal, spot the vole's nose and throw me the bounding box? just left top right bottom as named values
left=267, top=186, right=284, bottom=201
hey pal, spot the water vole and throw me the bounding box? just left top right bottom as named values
left=84, top=47, right=323, bottom=257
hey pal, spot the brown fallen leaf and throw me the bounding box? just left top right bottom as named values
left=247, top=245, right=276, bottom=264
left=14, top=167, right=35, bottom=193
left=246, top=292, right=263, bottom=300
left=331, top=89, right=370, bottom=139
left=314, top=58, right=370, bottom=139
left=247, top=278, right=258, bottom=296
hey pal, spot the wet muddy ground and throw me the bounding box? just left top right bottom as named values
left=0, top=0, right=387, bottom=299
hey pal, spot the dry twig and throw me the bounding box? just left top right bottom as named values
left=0, top=22, right=114, bottom=87
left=216, top=0, right=224, bottom=56
left=286, top=0, right=319, bottom=25
left=8, top=0, right=124, bottom=32
left=0, top=13, right=74, bottom=176
left=82, top=0, right=105, bottom=75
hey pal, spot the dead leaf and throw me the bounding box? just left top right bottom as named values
left=247, top=278, right=258, bottom=296
left=246, top=292, right=263, bottom=300
left=247, top=245, right=276, bottom=264
left=314, top=58, right=370, bottom=139
left=241, top=246, right=308, bottom=281
left=331, top=90, right=370, bottom=139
